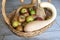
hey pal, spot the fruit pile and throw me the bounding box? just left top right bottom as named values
left=11, top=6, right=51, bottom=32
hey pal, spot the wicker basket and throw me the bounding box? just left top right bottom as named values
left=2, top=0, right=55, bottom=38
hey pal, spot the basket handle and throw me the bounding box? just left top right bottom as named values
left=2, top=0, right=51, bottom=25
left=2, top=0, right=10, bottom=25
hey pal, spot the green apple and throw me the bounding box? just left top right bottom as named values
left=12, top=21, right=19, bottom=28
left=21, top=8, right=27, bottom=13
left=26, top=16, right=34, bottom=22
left=30, top=10, right=36, bottom=15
